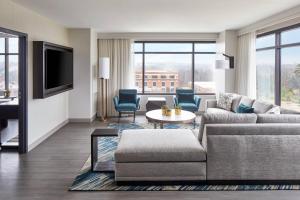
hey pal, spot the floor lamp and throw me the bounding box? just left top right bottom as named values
left=99, top=57, right=110, bottom=121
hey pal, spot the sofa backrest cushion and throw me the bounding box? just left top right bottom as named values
left=252, top=100, right=273, bottom=114
left=239, top=96, right=254, bottom=107
left=231, top=94, right=242, bottom=113
left=280, top=108, right=300, bottom=114
left=257, top=114, right=300, bottom=123
left=198, top=113, right=257, bottom=142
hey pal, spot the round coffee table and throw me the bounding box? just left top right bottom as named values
left=146, top=109, right=196, bottom=129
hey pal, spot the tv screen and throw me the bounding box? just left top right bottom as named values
left=45, top=48, right=73, bottom=89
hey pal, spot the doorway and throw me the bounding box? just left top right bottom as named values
left=0, top=27, right=27, bottom=153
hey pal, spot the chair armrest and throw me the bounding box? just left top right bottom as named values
left=173, top=96, right=178, bottom=106
left=113, top=96, right=119, bottom=108
left=194, top=96, right=201, bottom=108
left=136, top=96, right=141, bottom=110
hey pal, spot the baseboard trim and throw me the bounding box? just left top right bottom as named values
left=28, top=119, right=69, bottom=152
left=69, top=114, right=96, bottom=123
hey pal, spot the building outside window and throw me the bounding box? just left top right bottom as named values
left=256, top=25, right=300, bottom=111
left=134, top=41, right=216, bottom=94
left=0, top=37, right=19, bottom=97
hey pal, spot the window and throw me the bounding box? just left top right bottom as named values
left=134, top=42, right=216, bottom=94
left=0, top=37, right=19, bottom=97
left=256, top=24, right=300, bottom=111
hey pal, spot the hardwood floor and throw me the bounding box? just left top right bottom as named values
left=1, top=116, right=300, bottom=200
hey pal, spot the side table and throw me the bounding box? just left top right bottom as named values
left=91, top=128, right=119, bottom=172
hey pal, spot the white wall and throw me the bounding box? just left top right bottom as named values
left=90, top=29, right=98, bottom=117
left=0, top=0, right=70, bottom=147
left=68, top=29, right=91, bottom=120
left=68, top=28, right=98, bottom=121
left=215, top=30, right=237, bottom=94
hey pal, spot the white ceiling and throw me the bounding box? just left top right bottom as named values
left=11, top=0, right=300, bottom=33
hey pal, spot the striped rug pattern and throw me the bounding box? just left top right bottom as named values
left=69, top=122, right=300, bottom=191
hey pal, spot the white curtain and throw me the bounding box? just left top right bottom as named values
left=235, top=32, right=257, bottom=98
left=98, top=39, right=134, bottom=117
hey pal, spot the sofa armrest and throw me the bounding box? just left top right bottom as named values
left=206, top=99, right=217, bottom=110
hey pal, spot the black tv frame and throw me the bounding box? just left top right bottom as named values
left=33, top=41, right=73, bottom=99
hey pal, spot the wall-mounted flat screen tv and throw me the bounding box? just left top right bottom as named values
left=33, top=41, right=73, bottom=99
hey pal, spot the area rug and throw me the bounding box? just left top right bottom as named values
left=69, top=122, right=300, bottom=191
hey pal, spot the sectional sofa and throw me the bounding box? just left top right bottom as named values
left=114, top=94, right=300, bottom=183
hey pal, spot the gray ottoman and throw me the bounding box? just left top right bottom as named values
left=114, top=129, right=206, bottom=182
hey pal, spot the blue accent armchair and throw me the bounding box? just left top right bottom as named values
left=113, top=89, right=140, bottom=122
left=173, top=89, right=201, bottom=113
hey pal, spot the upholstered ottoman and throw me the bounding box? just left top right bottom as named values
left=114, top=129, right=206, bottom=182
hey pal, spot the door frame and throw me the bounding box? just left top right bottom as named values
left=0, top=27, right=28, bottom=153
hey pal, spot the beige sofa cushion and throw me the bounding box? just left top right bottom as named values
left=115, top=129, right=206, bottom=162
left=252, top=100, right=273, bottom=114
left=239, top=96, right=254, bottom=107
left=231, top=94, right=242, bottom=113
left=206, top=108, right=233, bottom=114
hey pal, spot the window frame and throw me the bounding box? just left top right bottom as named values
left=256, top=23, right=300, bottom=106
left=0, top=37, right=19, bottom=91
left=134, top=41, right=216, bottom=95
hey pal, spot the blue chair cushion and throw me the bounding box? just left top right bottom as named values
left=178, top=103, right=198, bottom=112
left=178, top=93, right=195, bottom=104
left=237, top=103, right=254, bottom=113
left=117, top=103, right=138, bottom=111
left=119, top=93, right=137, bottom=104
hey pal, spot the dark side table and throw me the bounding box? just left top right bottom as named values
left=91, top=129, right=119, bottom=172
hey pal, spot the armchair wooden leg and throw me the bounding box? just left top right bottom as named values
left=118, top=112, right=121, bottom=123
left=133, top=112, right=136, bottom=123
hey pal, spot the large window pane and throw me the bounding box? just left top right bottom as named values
left=134, top=43, right=143, bottom=52
left=8, top=38, right=18, bottom=53
left=281, top=46, right=300, bottom=112
left=256, top=50, right=275, bottom=103
left=194, top=54, right=215, bottom=93
left=195, top=43, right=216, bottom=52
left=145, top=43, right=192, bottom=52
left=256, top=34, right=275, bottom=49
left=144, top=54, right=192, bottom=93
left=0, top=38, right=4, bottom=53
left=0, top=55, right=4, bottom=90
left=281, top=27, right=300, bottom=45
left=9, top=55, right=18, bottom=97
left=134, top=54, right=143, bottom=93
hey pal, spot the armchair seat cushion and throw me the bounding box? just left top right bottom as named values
left=117, top=103, right=138, bottom=111
left=178, top=103, right=198, bottom=112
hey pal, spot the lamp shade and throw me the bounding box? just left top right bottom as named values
left=99, top=57, right=110, bottom=79
left=215, top=60, right=230, bottom=69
